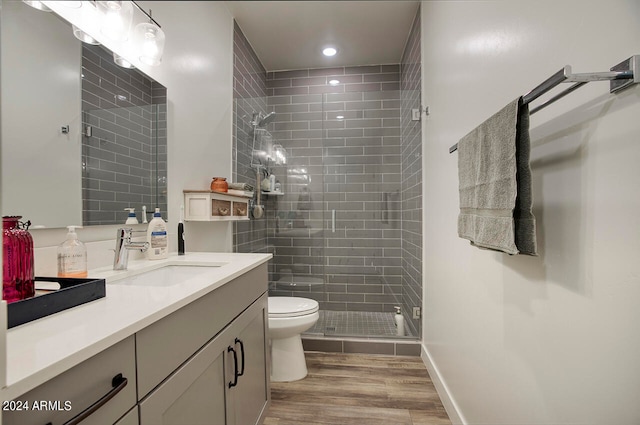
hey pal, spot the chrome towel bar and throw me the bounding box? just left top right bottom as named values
left=449, top=55, right=639, bottom=153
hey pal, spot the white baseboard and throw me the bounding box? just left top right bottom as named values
left=420, top=344, right=466, bottom=425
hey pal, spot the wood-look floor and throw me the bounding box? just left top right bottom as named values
left=263, top=352, right=451, bottom=425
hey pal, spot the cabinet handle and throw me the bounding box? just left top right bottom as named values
left=227, top=345, right=239, bottom=388
left=235, top=338, right=245, bottom=377
left=45, top=374, right=127, bottom=425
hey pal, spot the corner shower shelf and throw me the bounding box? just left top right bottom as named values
left=183, top=190, right=250, bottom=221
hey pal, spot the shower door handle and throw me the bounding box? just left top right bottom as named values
left=331, top=209, right=336, bottom=233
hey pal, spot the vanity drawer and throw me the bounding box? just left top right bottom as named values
left=136, top=263, right=267, bottom=398
left=3, top=335, right=136, bottom=425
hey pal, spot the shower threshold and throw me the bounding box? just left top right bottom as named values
left=305, top=310, right=415, bottom=338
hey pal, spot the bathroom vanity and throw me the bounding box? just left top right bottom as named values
left=0, top=253, right=271, bottom=425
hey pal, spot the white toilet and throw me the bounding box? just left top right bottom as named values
left=268, top=297, right=319, bottom=382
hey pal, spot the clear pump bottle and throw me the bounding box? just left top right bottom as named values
left=57, top=226, right=88, bottom=278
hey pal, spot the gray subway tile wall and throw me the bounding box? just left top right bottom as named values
left=81, top=44, right=167, bottom=226
left=400, top=6, right=423, bottom=337
left=233, top=21, right=270, bottom=255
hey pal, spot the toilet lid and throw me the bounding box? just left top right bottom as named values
left=269, top=297, right=319, bottom=317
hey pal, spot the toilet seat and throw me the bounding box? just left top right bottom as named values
left=269, top=297, right=319, bottom=318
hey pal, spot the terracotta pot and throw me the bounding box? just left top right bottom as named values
left=211, top=177, right=228, bottom=192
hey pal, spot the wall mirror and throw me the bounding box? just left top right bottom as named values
left=1, top=1, right=167, bottom=228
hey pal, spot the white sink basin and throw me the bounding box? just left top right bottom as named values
left=114, top=265, right=217, bottom=287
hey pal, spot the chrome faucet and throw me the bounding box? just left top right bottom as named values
left=113, top=228, right=149, bottom=270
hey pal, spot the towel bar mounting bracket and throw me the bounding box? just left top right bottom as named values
left=610, top=55, right=640, bottom=93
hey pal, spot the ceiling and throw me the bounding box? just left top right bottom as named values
left=225, top=1, right=420, bottom=72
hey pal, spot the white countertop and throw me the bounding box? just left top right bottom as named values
left=0, top=252, right=271, bottom=401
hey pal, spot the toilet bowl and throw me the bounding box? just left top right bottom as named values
left=268, top=297, right=319, bottom=382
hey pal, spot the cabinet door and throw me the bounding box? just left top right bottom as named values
left=225, top=294, right=270, bottom=425
left=115, top=407, right=139, bottom=425
left=138, top=334, right=228, bottom=425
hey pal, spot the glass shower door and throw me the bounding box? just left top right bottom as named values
left=319, top=88, right=410, bottom=338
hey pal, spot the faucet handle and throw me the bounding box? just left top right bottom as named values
left=117, top=227, right=146, bottom=238
left=117, top=227, right=133, bottom=237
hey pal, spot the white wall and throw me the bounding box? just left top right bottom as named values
left=421, top=1, right=640, bottom=424
left=28, top=1, right=234, bottom=273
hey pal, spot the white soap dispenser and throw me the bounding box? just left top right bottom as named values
left=394, top=306, right=405, bottom=336
left=147, top=208, right=168, bottom=260
left=124, top=208, right=138, bottom=224
left=57, top=226, right=88, bottom=278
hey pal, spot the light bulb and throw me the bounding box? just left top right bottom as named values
left=322, top=47, right=337, bottom=57
left=98, top=0, right=133, bottom=42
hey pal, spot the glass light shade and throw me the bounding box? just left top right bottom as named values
left=113, top=53, right=134, bottom=69
left=97, top=0, right=133, bottom=42
left=22, top=1, right=52, bottom=12
left=72, top=25, right=100, bottom=45
left=134, top=22, right=165, bottom=66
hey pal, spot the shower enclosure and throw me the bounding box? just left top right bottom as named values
left=233, top=67, right=421, bottom=340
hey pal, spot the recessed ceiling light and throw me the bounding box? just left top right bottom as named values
left=322, top=47, right=337, bottom=57
left=336, top=115, right=344, bottom=120
left=329, top=79, right=340, bottom=86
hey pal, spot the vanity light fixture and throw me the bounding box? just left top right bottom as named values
left=322, top=47, right=337, bottom=57
left=42, top=0, right=166, bottom=67
left=22, top=1, right=52, bottom=12
left=97, top=0, right=133, bottom=42
left=329, top=79, right=340, bottom=86
left=73, top=25, right=100, bottom=45
left=59, top=1, right=82, bottom=8
left=113, top=53, right=135, bottom=69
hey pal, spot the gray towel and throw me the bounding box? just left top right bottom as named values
left=457, top=97, right=537, bottom=255
left=228, top=182, right=255, bottom=191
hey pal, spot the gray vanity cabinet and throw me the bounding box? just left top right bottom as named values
left=115, top=407, right=139, bottom=425
left=2, top=261, right=270, bottom=425
left=139, top=293, right=269, bottom=425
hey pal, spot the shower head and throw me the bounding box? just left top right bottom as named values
left=257, top=111, right=276, bottom=127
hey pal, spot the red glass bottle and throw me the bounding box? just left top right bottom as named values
left=2, top=216, right=35, bottom=303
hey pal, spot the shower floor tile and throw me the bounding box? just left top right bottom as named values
left=306, top=310, right=413, bottom=338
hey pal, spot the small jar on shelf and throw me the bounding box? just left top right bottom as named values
left=210, top=177, right=228, bottom=193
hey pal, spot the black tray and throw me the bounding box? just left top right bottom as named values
left=7, top=276, right=106, bottom=328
